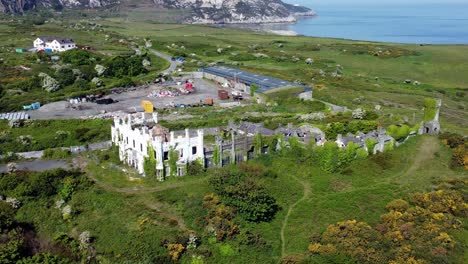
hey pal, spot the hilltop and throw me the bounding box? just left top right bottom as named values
left=0, top=0, right=315, bottom=23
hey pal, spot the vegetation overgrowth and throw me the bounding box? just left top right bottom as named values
left=0, top=134, right=466, bottom=263
left=0, top=119, right=111, bottom=154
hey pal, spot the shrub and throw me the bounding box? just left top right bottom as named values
left=56, top=68, right=76, bottom=87
left=104, top=56, right=147, bottom=78
left=385, top=199, right=409, bottom=212
left=209, top=167, right=279, bottom=222
left=70, top=79, right=92, bottom=91
left=42, top=148, right=71, bottom=160
left=0, top=201, right=15, bottom=228
left=451, top=143, right=467, bottom=169
left=61, top=49, right=99, bottom=66
left=365, top=138, right=378, bottom=155
left=314, top=142, right=341, bottom=172
left=387, top=125, right=410, bottom=142
left=187, top=160, right=205, bottom=176
left=219, top=244, right=236, bottom=256
left=439, top=132, right=464, bottom=148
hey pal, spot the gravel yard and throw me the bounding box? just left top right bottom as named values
left=29, top=78, right=222, bottom=120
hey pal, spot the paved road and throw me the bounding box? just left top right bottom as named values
left=150, top=49, right=182, bottom=74
left=0, top=141, right=112, bottom=160
left=317, top=99, right=348, bottom=113
left=0, top=159, right=74, bottom=173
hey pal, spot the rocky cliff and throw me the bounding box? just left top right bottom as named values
left=0, top=0, right=314, bottom=24
left=154, top=0, right=315, bottom=24
left=0, top=0, right=119, bottom=13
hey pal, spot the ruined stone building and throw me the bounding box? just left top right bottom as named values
left=111, top=113, right=204, bottom=180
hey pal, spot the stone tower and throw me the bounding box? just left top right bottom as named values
left=419, top=98, right=442, bottom=135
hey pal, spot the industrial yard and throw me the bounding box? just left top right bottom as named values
left=27, top=77, right=243, bottom=120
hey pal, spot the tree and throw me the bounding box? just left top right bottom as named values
left=0, top=201, right=15, bottom=229
left=325, top=122, right=347, bottom=140
left=250, top=84, right=259, bottom=96
left=315, top=142, right=341, bottom=172
left=56, top=68, right=75, bottom=87
left=61, top=49, right=97, bottom=66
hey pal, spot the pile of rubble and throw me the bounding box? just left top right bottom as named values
left=147, top=86, right=190, bottom=98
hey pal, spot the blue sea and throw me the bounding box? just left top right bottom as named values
left=262, top=4, right=468, bottom=44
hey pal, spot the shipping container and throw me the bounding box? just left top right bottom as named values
left=218, top=90, right=229, bottom=100
left=205, top=98, right=214, bottom=105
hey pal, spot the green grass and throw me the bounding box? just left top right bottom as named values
left=96, top=21, right=467, bottom=134
left=0, top=119, right=111, bottom=153
left=7, top=134, right=467, bottom=263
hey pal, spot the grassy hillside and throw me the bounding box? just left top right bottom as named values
left=3, top=135, right=466, bottom=263
left=98, top=21, right=467, bottom=135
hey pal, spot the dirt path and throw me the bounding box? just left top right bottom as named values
left=278, top=136, right=439, bottom=259
left=398, top=136, right=440, bottom=182
left=280, top=177, right=311, bottom=259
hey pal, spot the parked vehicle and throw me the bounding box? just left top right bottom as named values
left=96, top=98, right=115, bottom=105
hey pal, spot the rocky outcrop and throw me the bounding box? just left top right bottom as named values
left=154, top=0, right=315, bottom=24
left=1, top=0, right=314, bottom=25
left=0, top=0, right=119, bottom=13
left=0, top=0, right=39, bottom=13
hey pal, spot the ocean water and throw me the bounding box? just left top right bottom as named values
left=262, top=4, right=468, bottom=44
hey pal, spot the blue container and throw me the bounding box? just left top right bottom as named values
left=45, top=49, right=53, bottom=53
left=31, top=102, right=41, bottom=109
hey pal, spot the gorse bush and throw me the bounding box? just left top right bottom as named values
left=309, top=181, right=467, bottom=264
left=209, top=166, right=278, bottom=222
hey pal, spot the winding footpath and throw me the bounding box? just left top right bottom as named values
left=280, top=176, right=311, bottom=259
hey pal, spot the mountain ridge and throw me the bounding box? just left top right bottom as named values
left=0, top=0, right=315, bottom=24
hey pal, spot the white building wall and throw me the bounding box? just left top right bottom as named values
left=32, top=38, right=76, bottom=52
left=111, top=114, right=204, bottom=177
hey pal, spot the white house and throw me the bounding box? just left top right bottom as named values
left=111, top=112, right=204, bottom=180
left=33, top=37, right=76, bottom=52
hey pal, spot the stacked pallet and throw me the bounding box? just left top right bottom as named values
left=0, top=112, right=30, bottom=121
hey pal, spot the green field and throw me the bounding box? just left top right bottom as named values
left=0, top=119, right=112, bottom=154
left=0, top=14, right=467, bottom=264
left=95, top=21, right=467, bottom=135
